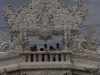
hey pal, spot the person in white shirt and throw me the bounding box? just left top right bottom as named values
left=44, top=44, right=49, bottom=51
left=55, top=43, right=61, bottom=51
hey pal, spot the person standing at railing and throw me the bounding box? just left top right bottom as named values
left=44, top=44, right=49, bottom=51
left=55, top=43, right=61, bottom=61
left=30, top=46, right=38, bottom=62
left=44, top=44, right=51, bottom=61
left=49, top=46, right=55, bottom=51
left=30, top=46, right=38, bottom=51
left=40, top=44, right=49, bottom=61
left=30, top=47, right=34, bottom=51
left=55, top=43, right=61, bottom=51
left=33, top=46, right=38, bottom=61
left=49, top=46, right=55, bottom=61
left=30, top=46, right=34, bottom=62
left=33, top=46, right=38, bottom=51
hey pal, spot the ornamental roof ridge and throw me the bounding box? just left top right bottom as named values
left=2, top=0, right=88, bottom=41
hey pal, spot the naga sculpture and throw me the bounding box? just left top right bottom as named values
left=76, top=23, right=99, bottom=52
left=0, top=31, right=22, bottom=53
left=0, top=32, right=14, bottom=52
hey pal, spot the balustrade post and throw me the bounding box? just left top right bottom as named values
left=26, top=54, right=29, bottom=62
left=30, top=54, right=33, bottom=62
left=22, top=54, right=27, bottom=62
left=38, top=54, right=42, bottom=62
left=33, top=54, right=36, bottom=62
left=56, top=54, right=59, bottom=62
left=61, top=54, right=64, bottom=62
left=66, top=54, right=70, bottom=62
left=30, top=54, right=34, bottom=62
left=50, top=54, right=53, bottom=62
left=44, top=54, right=48, bottom=62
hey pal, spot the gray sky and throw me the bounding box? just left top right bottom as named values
left=0, top=0, right=100, bottom=48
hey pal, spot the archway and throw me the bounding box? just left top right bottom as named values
left=28, top=36, right=63, bottom=51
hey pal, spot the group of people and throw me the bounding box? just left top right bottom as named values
left=29, top=43, right=61, bottom=62
left=30, top=43, right=61, bottom=52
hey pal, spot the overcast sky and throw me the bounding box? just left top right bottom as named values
left=0, top=0, right=100, bottom=48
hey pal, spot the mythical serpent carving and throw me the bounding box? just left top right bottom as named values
left=0, top=32, right=14, bottom=52
left=77, top=39, right=98, bottom=51
left=75, top=23, right=99, bottom=52
left=0, top=42, right=14, bottom=52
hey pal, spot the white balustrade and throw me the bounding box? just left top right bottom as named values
left=22, top=51, right=71, bottom=62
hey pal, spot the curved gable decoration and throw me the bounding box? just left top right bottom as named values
left=2, top=0, right=88, bottom=41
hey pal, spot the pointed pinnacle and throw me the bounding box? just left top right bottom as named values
left=61, top=0, right=64, bottom=4
left=8, top=0, right=10, bottom=2
left=78, top=0, right=83, bottom=5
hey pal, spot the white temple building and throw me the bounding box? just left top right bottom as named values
left=0, top=0, right=100, bottom=75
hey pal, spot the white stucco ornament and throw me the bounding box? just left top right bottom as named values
left=2, top=0, right=87, bottom=40
left=2, top=0, right=99, bottom=53
left=0, top=0, right=100, bottom=75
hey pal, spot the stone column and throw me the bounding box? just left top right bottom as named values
left=33, top=54, right=37, bottom=62
left=61, top=53, right=64, bottom=62
left=56, top=54, right=59, bottom=62
left=66, top=54, right=70, bottom=62
left=50, top=54, right=53, bottom=62
left=38, top=54, right=42, bottom=62
left=44, top=54, right=48, bottom=62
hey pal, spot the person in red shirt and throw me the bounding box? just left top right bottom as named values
left=33, top=46, right=38, bottom=51
left=30, top=46, right=38, bottom=62
left=30, top=47, right=34, bottom=51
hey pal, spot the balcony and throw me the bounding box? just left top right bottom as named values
left=17, top=51, right=73, bottom=70
left=0, top=51, right=73, bottom=73
left=21, top=51, right=71, bottom=62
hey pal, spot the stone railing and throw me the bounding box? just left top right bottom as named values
left=21, top=51, right=72, bottom=62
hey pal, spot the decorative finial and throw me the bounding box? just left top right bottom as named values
left=29, top=0, right=32, bottom=4
left=7, top=0, right=11, bottom=4
left=76, top=0, right=83, bottom=10
left=58, top=0, right=60, bottom=3
left=65, top=4, right=68, bottom=8
left=6, top=0, right=12, bottom=9
left=25, top=1, right=29, bottom=8
left=21, top=4, right=24, bottom=10
left=60, top=0, right=64, bottom=8
left=78, top=0, right=83, bottom=6
left=61, top=0, right=64, bottom=5
left=8, top=0, right=10, bottom=2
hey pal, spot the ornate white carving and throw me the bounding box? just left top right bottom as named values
left=76, top=23, right=99, bottom=52
left=14, top=29, right=29, bottom=51
left=0, top=68, right=7, bottom=75
left=2, top=0, right=87, bottom=42
left=84, top=67, right=100, bottom=75
left=85, top=23, right=99, bottom=50
left=0, top=31, right=22, bottom=53
left=0, top=32, right=14, bottom=52
left=2, top=0, right=99, bottom=55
